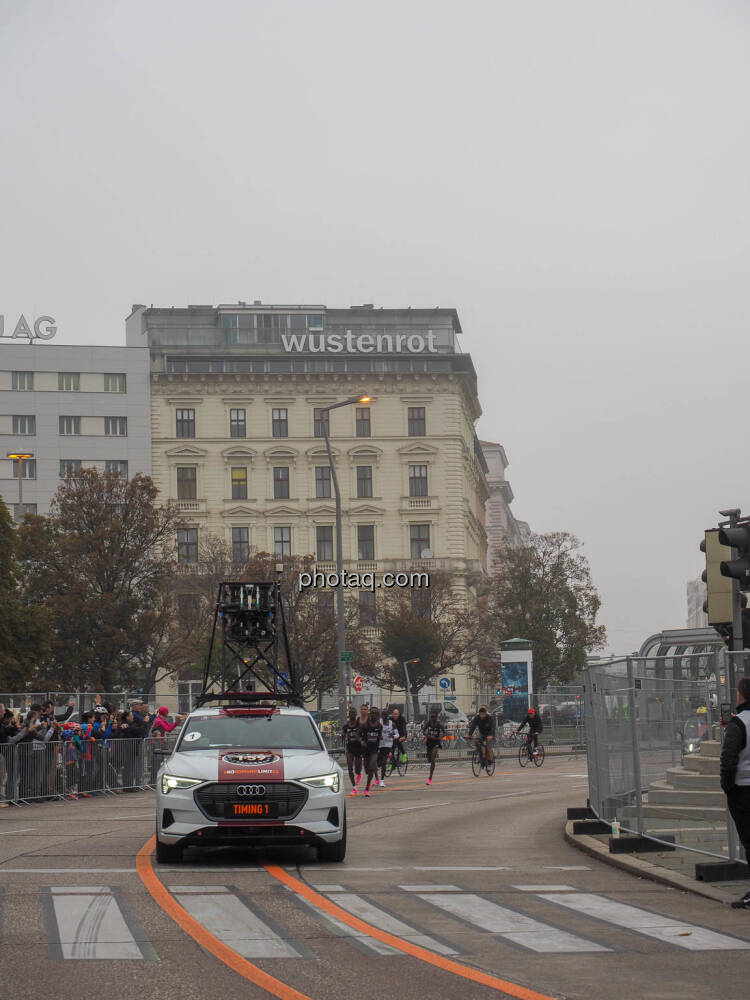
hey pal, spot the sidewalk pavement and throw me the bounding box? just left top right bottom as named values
left=565, top=819, right=748, bottom=905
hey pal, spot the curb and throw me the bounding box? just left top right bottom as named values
left=563, top=820, right=733, bottom=904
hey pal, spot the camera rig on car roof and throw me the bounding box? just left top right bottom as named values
left=198, top=581, right=303, bottom=707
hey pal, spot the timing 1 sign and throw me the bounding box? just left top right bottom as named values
left=0, top=314, right=57, bottom=341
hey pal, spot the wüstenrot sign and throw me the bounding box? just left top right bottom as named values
left=0, top=314, right=57, bottom=341
left=281, top=331, right=438, bottom=354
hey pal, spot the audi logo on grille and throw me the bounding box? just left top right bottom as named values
left=236, top=784, right=266, bottom=796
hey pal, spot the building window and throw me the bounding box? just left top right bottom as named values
left=274, top=526, right=291, bottom=558
left=12, top=415, right=35, bottom=435
left=176, top=408, right=195, bottom=438
left=105, top=460, right=128, bottom=477
left=104, top=416, right=127, bottom=436
left=104, top=374, right=126, bottom=393
left=272, top=408, right=288, bottom=438
left=231, top=467, right=248, bottom=500
left=13, top=503, right=37, bottom=522
left=315, top=465, right=331, bottom=498
left=58, top=373, right=80, bottom=392
left=356, top=465, right=373, bottom=498
left=11, top=371, right=33, bottom=391
left=313, top=408, right=329, bottom=438
left=316, top=525, right=334, bottom=562
left=59, top=460, right=81, bottom=478
left=273, top=466, right=290, bottom=499
left=411, top=588, right=431, bottom=619
left=59, top=416, right=81, bottom=436
left=409, top=464, right=428, bottom=497
left=177, top=528, right=198, bottom=564
left=408, top=406, right=426, bottom=436
left=359, top=590, right=376, bottom=627
left=410, top=524, right=431, bottom=560
left=317, top=591, right=335, bottom=619
left=12, top=459, right=36, bottom=480
left=229, top=408, right=246, bottom=438
left=232, top=526, right=250, bottom=563
left=177, top=593, right=201, bottom=623
left=356, top=407, right=371, bottom=437
left=357, top=524, right=375, bottom=561
left=177, top=466, right=197, bottom=500
left=257, top=314, right=287, bottom=344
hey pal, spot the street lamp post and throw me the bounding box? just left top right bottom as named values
left=7, top=451, right=34, bottom=520
left=320, top=394, right=371, bottom=728
left=402, top=658, right=420, bottom=723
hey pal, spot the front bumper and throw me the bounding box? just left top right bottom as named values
left=156, top=780, right=345, bottom=847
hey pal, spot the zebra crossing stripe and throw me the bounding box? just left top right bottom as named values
left=45, top=886, right=156, bottom=960
left=169, top=886, right=310, bottom=959
left=417, top=893, right=610, bottom=953
left=287, top=889, right=401, bottom=955
left=540, top=893, right=750, bottom=951
left=326, top=893, right=459, bottom=955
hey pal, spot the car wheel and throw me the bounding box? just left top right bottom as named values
left=317, top=813, right=347, bottom=863
left=155, top=836, right=183, bottom=864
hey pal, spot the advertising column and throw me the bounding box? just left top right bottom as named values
left=499, top=638, right=533, bottom=722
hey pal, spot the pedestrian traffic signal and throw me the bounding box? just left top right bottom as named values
left=701, top=529, right=733, bottom=625
left=718, top=524, right=750, bottom=591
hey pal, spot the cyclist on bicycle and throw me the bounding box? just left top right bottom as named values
left=422, top=711, right=445, bottom=785
left=517, top=707, right=543, bottom=755
left=391, top=707, right=407, bottom=764
left=468, top=705, right=495, bottom=767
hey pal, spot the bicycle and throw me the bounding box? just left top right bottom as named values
left=385, top=743, right=408, bottom=777
left=470, top=737, right=496, bottom=777
left=518, top=735, right=545, bottom=767
left=501, top=730, right=519, bottom=749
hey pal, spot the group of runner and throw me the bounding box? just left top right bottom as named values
left=340, top=703, right=543, bottom=795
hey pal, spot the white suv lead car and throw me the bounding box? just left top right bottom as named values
left=155, top=696, right=346, bottom=863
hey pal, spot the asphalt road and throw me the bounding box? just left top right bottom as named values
left=0, top=756, right=748, bottom=1000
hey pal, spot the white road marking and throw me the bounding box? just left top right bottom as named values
left=327, top=893, right=458, bottom=955
left=1, top=868, right=138, bottom=873
left=543, top=866, right=591, bottom=871
left=171, top=886, right=303, bottom=958
left=166, top=885, right=230, bottom=893
left=418, top=893, right=610, bottom=953
left=541, top=894, right=750, bottom=951
left=513, top=885, right=576, bottom=892
left=400, top=885, right=462, bottom=892
left=0, top=827, right=36, bottom=835
left=311, top=884, right=346, bottom=892
left=415, top=866, right=510, bottom=871
left=50, top=886, right=146, bottom=959
left=292, top=891, right=401, bottom=955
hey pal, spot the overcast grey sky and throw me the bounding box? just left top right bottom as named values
left=2, top=1, right=749, bottom=653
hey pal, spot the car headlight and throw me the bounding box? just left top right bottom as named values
left=301, top=773, right=340, bottom=793
left=161, top=774, right=203, bottom=794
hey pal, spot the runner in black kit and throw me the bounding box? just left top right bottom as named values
left=342, top=707, right=364, bottom=796
left=360, top=707, right=383, bottom=797
left=422, top=711, right=445, bottom=785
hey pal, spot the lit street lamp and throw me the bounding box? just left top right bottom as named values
left=320, top=394, right=371, bottom=728
left=7, top=451, right=34, bottom=519
left=402, top=658, right=420, bottom=723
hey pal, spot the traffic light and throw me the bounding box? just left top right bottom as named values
left=718, top=524, right=750, bottom=591
left=701, top=529, right=733, bottom=625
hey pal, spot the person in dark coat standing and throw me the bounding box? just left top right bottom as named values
left=720, top=675, right=750, bottom=909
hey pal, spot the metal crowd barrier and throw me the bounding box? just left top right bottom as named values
left=0, top=736, right=178, bottom=805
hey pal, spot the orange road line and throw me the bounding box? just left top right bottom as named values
left=265, top=864, right=558, bottom=1000
left=136, top=837, right=310, bottom=1000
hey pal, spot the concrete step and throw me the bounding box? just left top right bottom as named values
left=646, top=781, right=724, bottom=806
left=683, top=755, right=720, bottom=775
left=698, top=740, right=722, bottom=757
left=665, top=767, right=721, bottom=791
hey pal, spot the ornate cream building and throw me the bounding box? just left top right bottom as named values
left=127, top=302, right=489, bottom=711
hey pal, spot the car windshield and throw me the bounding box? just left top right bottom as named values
left=177, top=713, right=324, bottom=751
